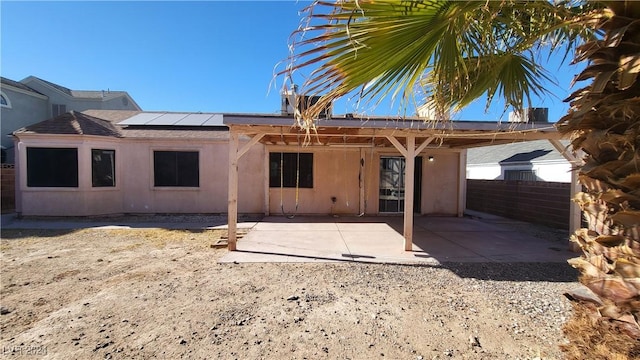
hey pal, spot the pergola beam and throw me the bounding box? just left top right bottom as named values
left=385, top=135, right=408, bottom=157
left=238, top=133, right=265, bottom=159
left=231, top=124, right=560, bottom=141
left=415, top=136, right=435, bottom=154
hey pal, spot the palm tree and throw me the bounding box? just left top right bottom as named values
left=283, top=0, right=640, bottom=354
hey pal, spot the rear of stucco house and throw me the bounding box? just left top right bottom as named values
left=12, top=110, right=499, bottom=218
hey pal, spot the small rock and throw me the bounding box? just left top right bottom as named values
left=444, top=349, right=453, bottom=357
left=287, top=295, right=299, bottom=301
left=0, top=307, right=11, bottom=315
left=93, top=342, right=111, bottom=351
left=179, top=339, right=187, bottom=345
left=469, top=336, right=481, bottom=348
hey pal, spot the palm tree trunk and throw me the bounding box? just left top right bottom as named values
left=556, top=1, right=640, bottom=341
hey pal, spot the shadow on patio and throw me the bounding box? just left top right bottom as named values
left=219, top=215, right=578, bottom=281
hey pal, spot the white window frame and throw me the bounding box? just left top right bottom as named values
left=0, top=91, right=11, bottom=108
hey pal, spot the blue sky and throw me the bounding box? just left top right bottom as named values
left=1, top=1, right=585, bottom=122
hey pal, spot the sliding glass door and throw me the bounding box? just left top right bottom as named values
left=379, top=156, right=422, bottom=213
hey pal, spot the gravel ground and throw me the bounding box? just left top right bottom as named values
left=0, top=219, right=580, bottom=359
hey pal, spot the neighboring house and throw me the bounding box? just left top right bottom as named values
left=1, top=76, right=141, bottom=163
left=466, top=139, right=572, bottom=183
left=0, top=77, right=49, bottom=163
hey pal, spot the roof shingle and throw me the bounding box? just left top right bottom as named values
left=15, top=111, right=122, bottom=137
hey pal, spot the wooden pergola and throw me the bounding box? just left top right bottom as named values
left=224, top=114, right=576, bottom=252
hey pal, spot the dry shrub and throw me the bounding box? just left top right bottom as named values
left=561, top=302, right=640, bottom=360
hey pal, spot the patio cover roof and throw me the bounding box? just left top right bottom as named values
left=223, top=113, right=562, bottom=149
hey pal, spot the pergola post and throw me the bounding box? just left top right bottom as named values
left=403, top=135, right=416, bottom=251
left=549, top=139, right=581, bottom=235
left=228, top=132, right=265, bottom=251
left=228, top=130, right=239, bottom=251
left=264, top=149, right=270, bottom=216
left=386, top=134, right=426, bottom=251
left=359, top=147, right=366, bottom=215
left=458, top=149, right=467, bottom=217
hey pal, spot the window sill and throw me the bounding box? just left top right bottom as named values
left=153, top=187, right=201, bottom=191
left=23, top=187, right=80, bottom=192
left=90, top=187, right=120, bottom=191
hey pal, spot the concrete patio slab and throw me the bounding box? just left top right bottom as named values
left=219, top=215, right=576, bottom=264
left=1, top=212, right=575, bottom=265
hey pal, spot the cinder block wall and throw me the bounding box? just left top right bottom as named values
left=466, top=179, right=570, bottom=229
left=1, top=164, right=15, bottom=213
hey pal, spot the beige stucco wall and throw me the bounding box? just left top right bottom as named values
left=15, top=133, right=463, bottom=217
left=267, top=146, right=462, bottom=216
left=268, top=147, right=362, bottom=216
left=421, top=151, right=461, bottom=215
left=15, top=135, right=123, bottom=216
left=15, top=134, right=265, bottom=216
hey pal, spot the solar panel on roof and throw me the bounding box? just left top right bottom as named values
left=146, top=113, right=188, bottom=125
left=174, top=113, right=215, bottom=126
left=118, top=112, right=225, bottom=126
left=118, top=112, right=164, bottom=125
left=202, top=114, right=224, bottom=126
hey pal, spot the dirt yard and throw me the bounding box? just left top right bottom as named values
left=0, top=226, right=580, bottom=359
